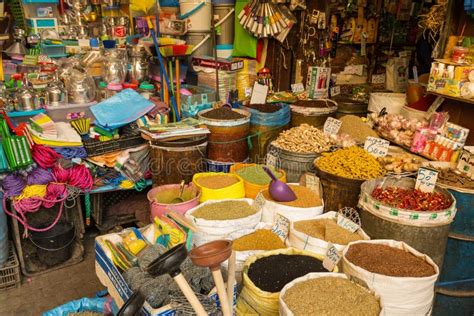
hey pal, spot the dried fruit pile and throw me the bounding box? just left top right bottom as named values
left=371, top=187, right=452, bottom=211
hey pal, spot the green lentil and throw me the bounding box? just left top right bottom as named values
left=235, top=165, right=282, bottom=185
left=191, top=200, right=258, bottom=220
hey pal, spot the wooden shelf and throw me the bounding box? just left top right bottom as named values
left=428, top=91, right=474, bottom=105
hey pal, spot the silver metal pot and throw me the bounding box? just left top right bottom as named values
left=67, top=71, right=96, bottom=104
left=46, top=83, right=67, bottom=107
left=16, top=88, right=35, bottom=111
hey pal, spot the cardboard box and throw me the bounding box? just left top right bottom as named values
left=427, top=59, right=474, bottom=97
left=95, top=227, right=235, bottom=316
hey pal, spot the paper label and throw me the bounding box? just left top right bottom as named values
left=254, top=193, right=266, bottom=210
left=371, top=74, right=386, bottom=84
left=266, top=152, right=277, bottom=167
left=250, top=82, right=269, bottom=104
left=456, top=149, right=472, bottom=174
left=343, top=64, right=364, bottom=76
left=245, top=87, right=252, bottom=98
left=291, top=83, right=305, bottom=93
left=304, top=173, right=321, bottom=196
left=364, top=136, right=390, bottom=157
left=271, top=213, right=290, bottom=241
left=330, top=86, right=341, bottom=96
left=323, top=243, right=341, bottom=271
left=415, top=167, right=439, bottom=193
left=323, top=117, right=342, bottom=136
left=337, top=214, right=360, bottom=233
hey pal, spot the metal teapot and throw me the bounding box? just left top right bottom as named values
left=46, top=80, right=67, bottom=107
left=66, top=70, right=96, bottom=104
left=128, top=45, right=150, bottom=83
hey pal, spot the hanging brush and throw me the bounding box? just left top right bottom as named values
left=70, top=118, right=91, bottom=136
left=238, top=0, right=292, bottom=38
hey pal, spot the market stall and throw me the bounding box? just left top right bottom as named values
left=0, top=0, right=472, bottom=315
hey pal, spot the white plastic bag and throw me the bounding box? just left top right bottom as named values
left=186, top=198, right=262, bottom=246
left=288, top=211, right=370, bottom=256
left=368, top=92, right=406, bottom=114
left=386, top=56, right=409, bottom=92
left=342, top=239, right=439, bottom=316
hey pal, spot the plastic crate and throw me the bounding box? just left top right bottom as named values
left=0, top=242, right=21, bottom=291
left=40, top=43, right=67, bottom=58
left=91, top=189, right=150, bottom=231
left=83, top=134, right=145, bottom=157
left=9, top=0, right=25, bottom=29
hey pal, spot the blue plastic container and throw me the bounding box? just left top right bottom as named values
left=239, top=102, right=291, bottom=127
left=433, top=186, right=474, bottom=315
left=205, top=158, right=248, bottom=173
left=0, top=192, right=8, bottom=266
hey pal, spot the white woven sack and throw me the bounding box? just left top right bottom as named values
left=279, top=272, right=381, bottom=316
left=255, top=190, right=324, bottom=224
left=186, top=198, right=262, bottom=246
left=342, top=239, right=439, bottom=316
left=288, top=211, right=370, bottom=256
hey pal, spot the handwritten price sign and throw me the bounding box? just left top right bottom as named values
left=323, top=117, right=342, bottom=136
left=415, top=167, right=439, bottom=193
left=271, top=213, right=290, bottom=242
left=323, top=243, right=341, bottom=271
left=364, top=137, right=390, bottom=157
left=337, top=214, right=360, bottom=233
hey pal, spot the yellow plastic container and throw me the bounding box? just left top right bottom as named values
left=230, top=163, right=287, bottom=199
left=192, top=172, right=245, bottom=202
left=236, top=248, right=337, bottom=316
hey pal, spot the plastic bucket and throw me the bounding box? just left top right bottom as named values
left=29, top=221, right=75, bottom=267
left=186, top=31, right=213, bottom=58
left=147, top=184, right=201, bottom=220
left=179, top=0, right=212, bottom=32
left=216, top=44, right=233, bottom=59
left=205, top=157, right=249, bottom=173
left=213, top=4, right=235, bottom=45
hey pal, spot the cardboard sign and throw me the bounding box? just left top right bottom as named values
left=323, top=243, right=341, bottom=271
left=415, top=167, right=439, bottom=193
left=323, top=117, right=342, bottom=135
left=372, top=74, right=386, bottom=84
left=250, top=82, right=268, bottom=104
left=291, top=83, right=305, bottom=93
left=343, top=64, right=364, bottom=76
left=266, top=152, right=277, bottom=167
left=364, top=137, right=390, bottom=157
left=337, top=214, right=360, bottom=233
left=303, top=173, right=321, bottom=196
left=254, top=193, right=266, bottom=210
left=271, top=213, right=290, bottom=241
left=330, top=86, right=341, bottom=96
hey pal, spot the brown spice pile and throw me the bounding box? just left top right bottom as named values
left=246, top=103, right=282, bottom=113
left=195, top=174, right=239, bottom=189
left=283, top=277, right=380, bottom=316
left=294, top=219, right=363, bottom=245
left=232, top=229, right=286, bottom=251
left=262, top=185, right=322, bottom=208
left=345, top=243, right=436, bottom=277
left=201, top=107, right=245, bottom=120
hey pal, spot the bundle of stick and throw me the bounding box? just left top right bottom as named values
left=238, top=0, right=293, bottom=38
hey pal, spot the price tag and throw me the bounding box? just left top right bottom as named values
left=337, top=214, right=360, bottom=233
left=323, top=117, right=342, bottom=136
left=271, top=213, right=290, bottom=241
left=266, top=152, right=277, bottom=167
left=301, top=173, right=321, bottom=196
left=330, top=86, right=341, bottom=96
left=343, top=64, right=364, bottom=76
left=245, top=87, right=252, bottom=98
left=250, top=82, right=268, bottom=104
left=291, top=83, right=305, bottom=93
left=254, top=193, right=266, bottom=210
left=456, top=149, right=471, bottom=174
left=323, top=243, right=341, bottom=271
left=371, top=74, right=386, bottom=84
left=415, top=167, right=439, bottom=193
left=364, top=137, right=390, bottom=157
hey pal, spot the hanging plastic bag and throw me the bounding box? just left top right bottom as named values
left=233, top=0, right=257, bottom=58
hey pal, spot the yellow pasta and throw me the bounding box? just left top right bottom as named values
left=315, top=146, right=384, bottom=180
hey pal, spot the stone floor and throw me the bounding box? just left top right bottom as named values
left=0, top=234, right=106, bottom=316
